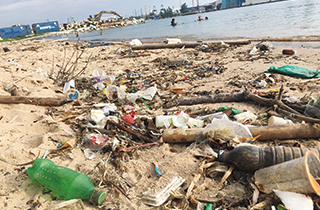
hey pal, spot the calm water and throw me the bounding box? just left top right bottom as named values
left=56, top=0, right=320, bottom=42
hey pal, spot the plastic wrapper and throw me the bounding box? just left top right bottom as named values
left=204, top=113, right=252, bottom=138
left=90, top=110, right=107, bottom=129
left=84, top=133, right=109, bottom=151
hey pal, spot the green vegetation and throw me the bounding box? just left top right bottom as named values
left=0, top=33, right=45, bottom=43
left=159, top=2, right=189, bottom=18
left=160, top=6, right=174, bottom=18
left=180, top=3, right=189, bottom=14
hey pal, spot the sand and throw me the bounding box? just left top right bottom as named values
left=0, top=38, right=319, bottom=209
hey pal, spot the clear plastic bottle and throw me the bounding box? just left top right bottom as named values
left=27, top=159, right=106, bottom=205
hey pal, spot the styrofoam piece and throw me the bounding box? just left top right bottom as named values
left=130, top=39, right=142, bottom=46
left=141, top=176, right=185, bottom=206
left=166, top=38, right=182, bottom=44
left=273, top=190, right=313, bottom=210
left=188, top=118, right=204, bottom=128
left=90, top=109, right=107, bottom=129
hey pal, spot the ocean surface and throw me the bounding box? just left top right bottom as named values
left=54, top=0, right=320, bottom=42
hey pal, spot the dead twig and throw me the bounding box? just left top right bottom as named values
left=182, top=173, right=202, bottom=209
left=55, top=47, right=91, bottom=85
left=118, top=142, right=159, bottom=154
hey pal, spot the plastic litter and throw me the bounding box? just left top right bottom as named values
left=234, top=111, right=257, bottom=123
left=204, top=113, right=252, bottom=138
left=141, top=176, right=185, bottom=206
left=283, top=96, right=301, bottom=103
left=268, top=65, right=320, bottom=78
left=92, top=68, right=115, bottom=90
left=254, top=151, right=320, bottom=195
left=121, top=115, right=135, bottom=125
left=46, top=199, right=85, bottom=210
left=304, top=104, right=320, bottom=119
left=106, top=84, right=157, bottom=104
left=90, top=109, right=108, bottom=129
left=130, top=39, right=142, bottom=46
left=217, top=106, right=243, bottom=115
left=249, top=46, right=258, bottom=55
left=101, top=104, right=117, bottom=115
left=5, top=84, right=19, bottom=91
left=268, top=116, right=293, bottom=126
left=273, top=190, right=313, bottom=210
left=254, top=80, right=267, bottom=88
left=155, top=113, right=204, bottom=129
left=63, top=80, right=75, bottom=93
left=83, top=148, right=100, bottom=159
left=282, top=49, right=297, bottom=55
left=166, top=38, right=182, bottom=44
left=85, top=133, right=109, bottom=151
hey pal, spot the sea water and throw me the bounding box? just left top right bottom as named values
left=55, top=0, right=320, bottom=42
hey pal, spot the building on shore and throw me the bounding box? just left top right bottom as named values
left=221, top=0, right=245, bottom=9
left=242, top=0, right=285, bottom=6
left=221, top=0, right=287, bottom=9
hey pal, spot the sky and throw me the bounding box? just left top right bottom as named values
left=0, top=0, right=214, bottom=28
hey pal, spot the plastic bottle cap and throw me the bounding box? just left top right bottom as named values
left=92, top=189, right=107, bottom=205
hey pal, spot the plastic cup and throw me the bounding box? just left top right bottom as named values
left=254, top=151, right=320, bottom=195
left=268, top=116, right=293, bottom=126
left=155, top=116, right=173, bottom=128
left=172, top=115, right=189, bottom=128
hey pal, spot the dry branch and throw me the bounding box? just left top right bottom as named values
left=131, top=40, right=250, bottom=50
left=243, top=89, right=301, bottom=115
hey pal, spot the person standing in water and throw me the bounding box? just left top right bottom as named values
left=171, top=18, right=178, bottom=26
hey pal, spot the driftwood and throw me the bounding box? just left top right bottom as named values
left=131, top=40, right=250, bottom=50
left=108, top=120, right=153, bottom=143
left=0, top=95, right=72, bottom=106
left=164, top=92, right=246, bottom=108
left=165, top=88, right=319, bottom=124
left=162, top=128, right=207, bottom=143
left=162, top=123, right=320, bottom=142
left=249, top=123, right=320, bottom=141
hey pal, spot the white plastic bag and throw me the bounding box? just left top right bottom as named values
left=204, top=113, right=252, bottom=138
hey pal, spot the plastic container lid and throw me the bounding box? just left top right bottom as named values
left=92, top=189, right=107, bottom=205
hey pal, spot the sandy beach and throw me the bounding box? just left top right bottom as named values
left=0, top=39, right=319, bottom=209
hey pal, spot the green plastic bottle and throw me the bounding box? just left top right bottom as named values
left=27, top=158, right=106, bottom=205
